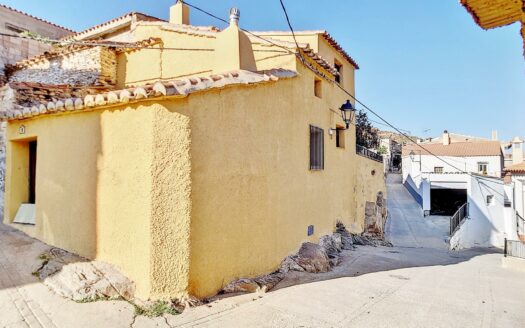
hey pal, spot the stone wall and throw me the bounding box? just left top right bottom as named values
left=0, top=5, right=72, bottom=83
left=9, top=47, right=118, bottom=87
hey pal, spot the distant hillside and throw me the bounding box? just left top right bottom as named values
left=377, top=130, right=421, bottom=145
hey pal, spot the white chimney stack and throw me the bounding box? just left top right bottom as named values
left=491, top=130, right=498, bottom=141
left=170, top=0, right=190, bottom=25
left=229, top=7, right=240, bottom=26
left=443, top=130, right=450, bottom=146
left=512, top=136, right=524, bottom=165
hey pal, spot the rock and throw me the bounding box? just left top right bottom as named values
left=332, top=233, right=343, bottom=252
left=329, top=257, right=341, bottom=267
left=335, top=222, right=356, bottom=250
left=222, top=272, right=285, bottom=295
left=43, top=261, right=134, bottom=302
left=294, top=242, right=331, bottom=273
left=279, top=255, right=305, bottom=273
left=254, top=273, right=284, bottom=292
left=222, top=278, right=260, bottom=294
left=319, top=235, right=339, bottom=259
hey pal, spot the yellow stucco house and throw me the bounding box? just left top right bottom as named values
left=1, top=2, right=386, bottom=299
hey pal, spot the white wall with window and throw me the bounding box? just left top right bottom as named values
left=449, top=175, right=510, bottom=249
left=403, top=155, right=502, bottom=184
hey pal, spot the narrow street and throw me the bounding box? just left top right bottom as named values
left=1, top=174, right=525, bottom=327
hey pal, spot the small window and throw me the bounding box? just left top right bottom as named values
left=314, top=78, right=322, bottom=98
left=310, top=125, right=324, bottom=170
left=335, top=127, right=345, bottom=149
left=486, top=195, right=494, bottom=206
left=434, top=167, right=443, bottom=173
left=334, top=60, right=342, bottom=84
left=478, top=162, right=488, bottom=174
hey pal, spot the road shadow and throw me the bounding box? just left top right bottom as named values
left=272, top=244, right=500, bottom=292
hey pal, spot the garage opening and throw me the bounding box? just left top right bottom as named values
left=430, top=188, right=467, bottom=216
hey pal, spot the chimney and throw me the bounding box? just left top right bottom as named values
left=443, top=130, right=450, bottom=146
left=491, top=130, right=498, bottom=141
left=512, top=136, right=524, bottom=165
left=170, top=0, right=190, bottom=25
left=213, top=8, right=257, bottom=74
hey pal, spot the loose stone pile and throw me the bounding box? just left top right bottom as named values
left=221, top=222, right=392, bottom=294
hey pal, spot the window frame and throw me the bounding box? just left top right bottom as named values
left=309, top=125, right=324, bottom=170
left=335, top=126, right=345, bottom=149
left=477, top=162, right=489, bottom=174
left=314, top=78, right=322, bottom=98
left=334, top=60, right=343, bottom=84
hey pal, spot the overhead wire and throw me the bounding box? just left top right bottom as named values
left=276, top=0, right=508, bottom=195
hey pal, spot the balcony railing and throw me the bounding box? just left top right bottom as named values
left=504, top=238, right=525, bottom=259
left=356, top=145, right=383, bottom=163
left=517, top=212, right=525, bottom=237
left=450, top=203, right=468, bottom=236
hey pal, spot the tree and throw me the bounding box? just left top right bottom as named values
left=355, top=110, right=379, bottom=149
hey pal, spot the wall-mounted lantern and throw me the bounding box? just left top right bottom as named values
left=339, top=100, right=356, bottom=129
left=331, top=100, right=356, bottom=133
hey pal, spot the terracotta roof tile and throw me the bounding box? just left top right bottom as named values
left=4, top=69, right=297, bottom=121
left=460, top=0, right=523, bottom=29
left=402, top=141, right=502, bottom=157
left=505, top=162, right=525, bottom=173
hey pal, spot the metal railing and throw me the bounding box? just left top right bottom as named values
left=517, top=212, right=525, bottom=237
left=356, top=145, right=383, bottom=163
left=450, top=203, right=468, bottom=236
left=504, top=238, right=525, bottom=259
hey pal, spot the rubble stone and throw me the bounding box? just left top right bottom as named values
left=294, top=242, right=331, bottom=273
left=9, top=47, right=117, bottom=87
left=222, top=273, right=284, bottom=294
left=222, top=278, right=260, bottom=294
left=279, top=255, right=305, bottom=273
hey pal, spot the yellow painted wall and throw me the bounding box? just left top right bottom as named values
left=155, top=64, right=371, bottom=298
left=4, top=21, right=384, bottom=300
left=96, top=107, right=155, bottom=297
left=354, top=156, right=387, bottom=231
left=4, top=105, right=193, bottom=299
left=6, top=113, right=101, bottom=258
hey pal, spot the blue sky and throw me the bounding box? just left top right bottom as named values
left=5, top=0, right=524, bottom=141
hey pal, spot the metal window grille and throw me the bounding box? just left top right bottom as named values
left=434, top=167, right=444, bottom=173
left=310, top=125, right=324, bottom=170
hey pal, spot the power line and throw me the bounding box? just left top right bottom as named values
left=274, top=0, right=509, bottom=188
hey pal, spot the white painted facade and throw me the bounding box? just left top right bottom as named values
left=402, top=154, right=502, bottom=182
left=401, top=150, right=516, bottom=249
left=511, top=174, right=525, bottom=219
left=449, top=175, right=511, bottom=249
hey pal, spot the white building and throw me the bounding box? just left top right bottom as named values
left=401, top=131, right=518, bottom=249
left=380, top=137, right=401, bottom=173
